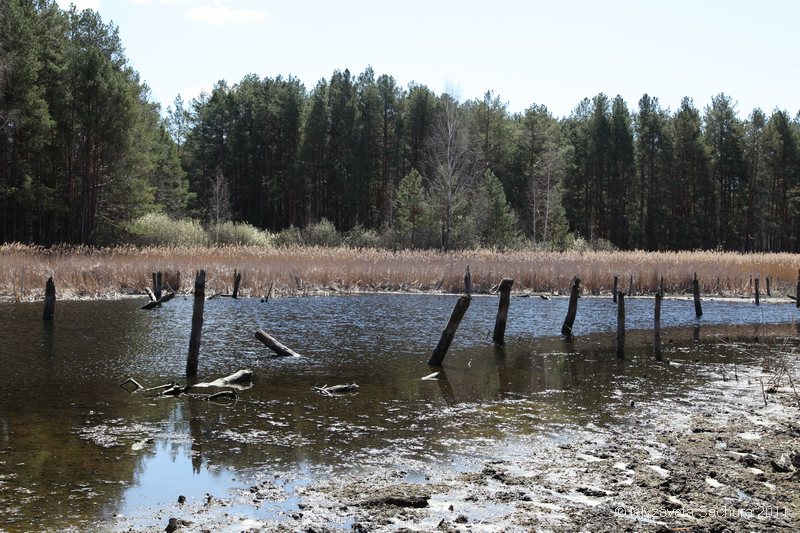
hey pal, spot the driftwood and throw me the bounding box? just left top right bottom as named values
left=421, top=372, right=440, bottom=381
left=141, top=291, right=175, bottom=310
left=255, top=330, right=302, bottom=357
left=144, top=286, right=157, bottom=302
left=192, top=369, right=253, bottom=390
left=313, top=383, right=359, bottom=396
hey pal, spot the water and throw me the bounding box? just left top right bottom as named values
left=0, top=294, right=797, bottom=531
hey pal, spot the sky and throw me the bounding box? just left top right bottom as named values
left=55, top=0, right=799, bottom=118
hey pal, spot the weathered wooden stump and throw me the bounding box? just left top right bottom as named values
left=186, top=270, right=206, bottom=379
left=232, top=269, right=242, bottom=299
left=464, top=266, right=472, bottom=295
left=766, top=276, right=771, bottom=297
left=153, top=271, right=162, bottom=301
left=613, top=275, right=618, bottom=303
left=754, top=277, right=760, bottom=306
left=692, top=272, right=703, bottom=319
left=654, top=290, right=662, bottom=360
left=561, top=277, right=581, bottom=338
left=429, top=295, right=471, bottom=367
left=616, top=292, right=625, bottom=359
left=43, top=277, right=56, bottom=321
left=492, top=278, right=514, bottom=345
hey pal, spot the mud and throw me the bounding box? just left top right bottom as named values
left=103, top=353, right=800, bottom=533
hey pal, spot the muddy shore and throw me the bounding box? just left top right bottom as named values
left=102, top=344, right=800, bottom=533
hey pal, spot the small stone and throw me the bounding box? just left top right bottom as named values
left=177, top=495, right=186, bottom=504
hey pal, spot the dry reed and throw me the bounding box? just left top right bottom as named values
left=1, top=243, right=798, bottom=302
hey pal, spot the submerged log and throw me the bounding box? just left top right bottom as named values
left=43, top=277, right=56, bottom=321
left=492, top=278, right=514, bottom=345
left=192, top=369, right=253, bottom=390
left=561, top=277, right=581, bottom=338
left=428, top=295, right=471, bottom=367
left=186, top=270, right=206, bottom=379
left=141, top=291, right=175, bottom=310
left=313, top=383, right=359, bottom=396
left=255, top=330, right=302, bottom=357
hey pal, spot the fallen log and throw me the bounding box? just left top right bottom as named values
left=203, top=390, right=237, bottom=401
left=192, top=369, right=254, bottom=390
left=255, top=330, right=302, bottom=357
left=313, top=383, right=359, bottom=396
left=141, top=291, right=176, bottom=310
left=144, top=287, right=157, bottom=302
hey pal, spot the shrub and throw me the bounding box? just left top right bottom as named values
left=303, top=218, right=342, bottom=247
left=344, top=224, right=382, bottom=249
left=209, top=221, right=271, bottom=247
left=273, top=225, right=303, bottom=247
left=127, top=213, right=207, bottom=246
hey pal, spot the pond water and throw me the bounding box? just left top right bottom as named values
left=0, top=294, right=798, bottom=531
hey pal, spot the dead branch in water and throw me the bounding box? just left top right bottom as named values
left=312, top=383, right=359, bottom=396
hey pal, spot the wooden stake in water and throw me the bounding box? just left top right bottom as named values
left=754, top=277, right=760, bottom=306
left=43, top=277, right=56, bottom=321
left=616, top=292, right=625, bottom=359
left=766, top=276, right=771, bottom=297
left=186, top=270, right=206, bottom=379
left=561, top=277, right=581, bottom=338
left=654, top=289, right=662, bottom=360
left=429, top=295, right=471, bottom=367
left=628, top=274, right=634, bottom=297
left=613, top=275, right=618, bottom=303
left=464, top=266, right=472, bottom=295
left=492, top=278, right=514, bottom=345
left=692, top=272, right=703, bottom=319
left=232, top=268, right=242, bottom=299
left=153, top=271, right=162, bottom=301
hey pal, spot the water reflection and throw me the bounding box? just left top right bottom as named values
left=0, top=295, right=798, bottom=530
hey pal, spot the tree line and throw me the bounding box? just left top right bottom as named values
left=2, top=1, right=799, bottom=252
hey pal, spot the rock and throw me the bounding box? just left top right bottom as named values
left=177, top=495, right=186, bottom=504
left=455, top=515, right=468, bottom=524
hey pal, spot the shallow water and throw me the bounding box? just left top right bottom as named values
left=0, top=294, right=797, bottom=531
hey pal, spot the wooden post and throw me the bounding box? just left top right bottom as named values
left=613, top=275, right=618, bottom=303
left=628, top=274, right=634, bottom=297
left=153, top=272, right=162, bottom=301
left=43, top=277, right=56, bottom=321
left=754, top=277, right=760, bottom=306
left=492, top=279, right=514, bottom=345
left=561, top=277, right=581, bottom=338
left=654, top=290, right=662, bottom=360
left=692, top=272, right=703, bottom=319
left=232, top=268, right=242, bottom=299
left=186, top=270, right=206, bottom=379
left=797, top=270, right=800, bottom=309
left=464, top=266, right=472, bottom=295
left=429, top=295, right=471, bottom=366
left=616, top=292, right=625, bottom=358
left=255, top=330, right=302, bottom=357
left=766, top=276, right=771, bottom=297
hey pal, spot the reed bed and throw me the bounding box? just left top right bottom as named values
left=1, top=243, right=798, bottom=302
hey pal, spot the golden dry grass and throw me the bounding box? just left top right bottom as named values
left=1, top=243, right=798, bottom=301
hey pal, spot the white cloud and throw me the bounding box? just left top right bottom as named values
left=187, top=0, right=269, bottom=25
left=56, top=0, right=102, bottom=11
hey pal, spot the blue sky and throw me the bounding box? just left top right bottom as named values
left=56, top=0, right=799, bottom=118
